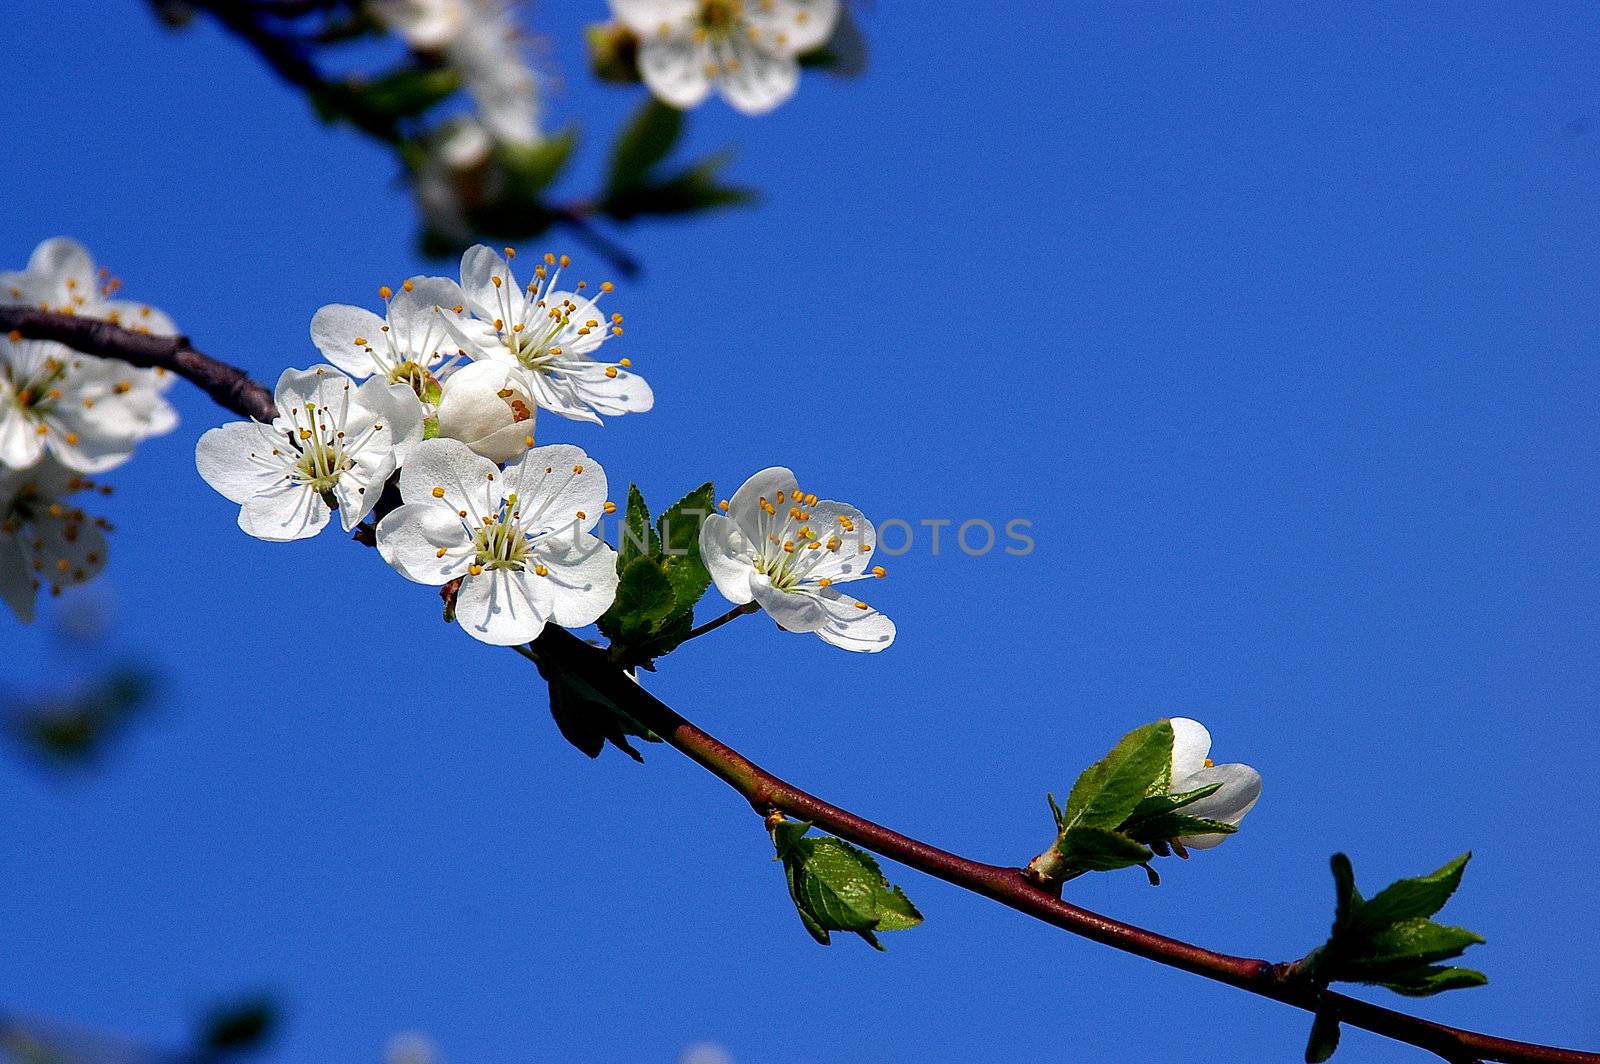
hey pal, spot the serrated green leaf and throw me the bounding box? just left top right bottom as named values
left=617, top=483, right=657, bottom=567
left=1352, top=853, right=1471, bottom=935
left=1056, top=824, right=1153, bottom=872
left=1304, top=1007, right=1340, bottom=1063
left=606, top=97, right=684, bottom=196
left=1061, top=720, right=1174, bottom=835
left=656, top=482, right=714, bottom=616
left=1349, top=919, right=1485, bottom=969
left=773, top=824, right=922, bottom=950
left=1125, top=813, right=1238, bottom=843
left=598, top=556, right=678, bottom=645
left=1375, top=965, right=1488, bottom=997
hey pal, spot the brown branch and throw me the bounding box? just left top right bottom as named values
left=12, top=305, right=1598, bottom=1064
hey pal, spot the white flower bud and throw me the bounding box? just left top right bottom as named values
left=435, top=359, right=537, bottom=464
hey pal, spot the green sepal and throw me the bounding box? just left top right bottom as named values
left=1124, top=813, right=1237, bottom=845
left=422, top=415, right=441, bottom=440
left=773, top=822, right=923, bottom=950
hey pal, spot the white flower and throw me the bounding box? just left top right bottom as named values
left=376, top=437, right=618, bottom=645
left=0, top=335, right=175, bottom=473
left=435, top=359, right=538, bottom=463
left=1, top=237, right=179, bottom=450
left=372, top=0, right=542, bottom=145
left=0, top=458, right=112, bottom=623
left=1161, top=717, right=1262, bottom=850
left=195, top=367, right=424, bottom=542
left=611, top=0, right=839, bottom=115
left=699, top=466, right=893, bottom=652
left=310, top=276, right=469, bottom=402
left=446, top=245, right=652, bottom=425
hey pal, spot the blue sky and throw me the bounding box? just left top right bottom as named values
left=5, top=2, right=1600, bottom=1062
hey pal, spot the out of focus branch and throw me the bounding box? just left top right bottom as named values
left=12, top=307, right=1599, bottom=1064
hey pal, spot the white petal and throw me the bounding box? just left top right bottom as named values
left=435, top=359, right=535, bottom=463
left=1175, top=763, right=1263, bottom=849
left=375, top=502, right=473, bottom=585
left=28, top=237, right=96, bottom=294
left=750, top=573, right=828, bottom=632
left=716, top=35, right=799, bottom=116
left=750, top=0, right=840, bottom=54
left=459, top=244, right=521, bottom=322
left=100, top=299, right=178, bottom=338
left=799, top=500, right=875, bottom=581
left=699, top=513, right=756, bottom=605
left=538, top=534, right=620, bottom=627
left=508, top=443, right=607, bottom=534
left=728, top=466, right=798, bottom=538
left=558, top=361, right=654, bottom=417
left=609, top=0, right=698, bottom=33
left=310, top=304, right=388, bottom=377
left=455, top=568, right=549, bottom=645
left=395, top=436, right=499, bottom=521
left=354, top=377, right=426, bottom=463
left=272, top=365, right=345, bottom=413
left=195, top=423, right=290, bottom=503
left=1167, top=717, right=1213, bottom=788
left=389, top=276, right=468, bottom=359
left=334, top=451, right=394, bottom=530
left=238, top=482, right=330, bottom=541
left=0, top=408, right=45, bottom=469
left=638, top=33, right=714, bottom=110
left=813, top=586, right=895, bottom=652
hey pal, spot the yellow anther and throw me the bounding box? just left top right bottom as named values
left=114, top=380, right=132, bottom=394
left=497, top=388, right=514, bottom=398
left=818, top=577, right=833, bottom=587
left=776, top=491, right=785, bottom=504
left=601, top=281, right=615, bottom=292
left=871, top=566, right=886, bottom=578
left=353, top=336, right=368, bottom=346
left=493, top=318, right=504, bottom=330
left=56, top=558, right=69, bottom=572
left=605, top=367, right=619, bottom=379
left=458, top=509, right=468, bottom=518
left=453, top=304, right=464, bottom=313
left=34, top=424, right=47, bottom=436
left=492, top=275, right=503, bottom=287
left=524, top=435, right=534, bottom=447
left=718, top=499, right=729, bottom=511
left=573, top=464, right=584, bottom=474
left=47, top=503, right=63, bottom=517
left=1204, top=758, right=1215, bottom=768
left=379, top=286, right=393, bottom=300
left=65, top=432, right=78, bottom=445
left=827, top=537, right=840, bottom=551
left=854, top=601, right=869, bottom=610
left=535, top=563, right=549, bottom=577
left=402, top=279, right=414, bottom=292
left=586, top=319, right=600, bottom=328
left=469, top=564, right=483, bottom=576
left=611, top=326, right=624, bottom=336
left=544, top=252, right=556, bottom=265
left=560, top=255, right=570, bottom=267
left=505, top=247, right=517, bottom=259
left=603, top=501, right=618, bottom=514
left=436, top=547, right=448, bottom=558
left=432, top=486, right=446, bottom=498
left=611, top=313, right=623, bottom=324
left=619, top=358, right=632, bottom=368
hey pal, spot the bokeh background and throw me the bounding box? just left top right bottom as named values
left=5, top=2, right=1600, bottom=1061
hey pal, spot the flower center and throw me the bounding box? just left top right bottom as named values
left=698, top=0, right=743, bottom=34
left=388, top=360, right=440, bottom=402
left=471, top=493, right=532, bottom=570
left=285, top=399, right=378, bottom=494
left=2, top=351, right=68, bottom=420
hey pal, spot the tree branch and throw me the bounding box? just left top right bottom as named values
left=12, top=304, right=1597, bottom=1064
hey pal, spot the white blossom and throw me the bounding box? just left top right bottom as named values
left=195, top=366, right=424, bottom=542
left=0, top=237, right=179, bottom=456
left=371, top=0, right=542, bottom=145
left=699, top=466, right=893, bottom=652
left=1161, top=718, right=1262, bottom=850
left=375, top=437, right=618, bottom=645
left=0, top=335, right=175, bottom=473
left=611, top=0, right=839, bottom=115
left=310, top=275, right=469, bottom=403
left=445, top=245, right=652, bottom=425
left=434, top=359, right=538, bottom=463
left=0, top=458, right=112, bottom=623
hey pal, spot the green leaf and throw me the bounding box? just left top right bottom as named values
left=600, top=150, right=757, bottom=221
left=773, top=823, right=923, bottom=950
left=606, top=97, right=684, bottom=196
left=1304, top=1006, right=1340, bottom=1063
left=499, top=128, right=577, bottom=199
left=616, top=483, right=657, bottom=567
left=1375, top=965, right=1488, bottom=997
left=354, top=65, right=461, bottom=119
left=1060, top=720, right=1174, bottom=835
left=1348, top=919, right=1484, bottom=969
left=597, top=556, right=677, bottom=646
left=1351, top=853, right=1471, bottom=935
left=1055, top=825, right=1152, bottom=872
left=656, top=482, right=715, bottom=617
left=1124, top=814, right=1237, bottom=844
